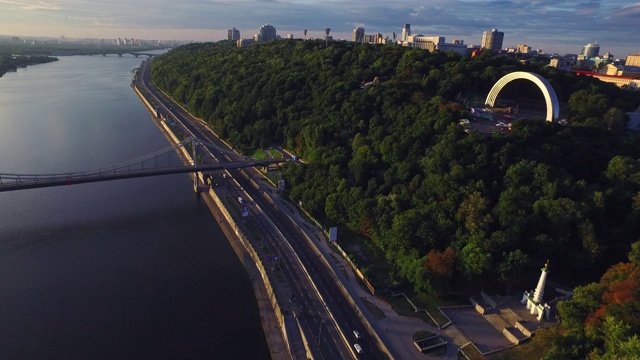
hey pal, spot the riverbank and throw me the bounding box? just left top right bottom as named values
left=0, top=54, right=58, bottom=78
left=133, top=84, right=293, bottom=360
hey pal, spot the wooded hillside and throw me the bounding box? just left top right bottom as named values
left=150, top=40, right=640, bottom=293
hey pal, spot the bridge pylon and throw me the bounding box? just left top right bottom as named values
left=192, top=139, right=200, bottom=193
left=191, top=139, right=208, bottom=194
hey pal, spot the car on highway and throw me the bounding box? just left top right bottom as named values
left=353, top=343, right=363, bottom=354
left=353, top=330, right=361, bottom=339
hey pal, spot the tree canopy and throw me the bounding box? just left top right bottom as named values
left=150, top=40, right=640, bottom=293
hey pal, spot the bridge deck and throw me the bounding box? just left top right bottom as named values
left=0, top=160, right=284, bottom=192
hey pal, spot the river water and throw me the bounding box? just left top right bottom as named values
left=0, top=55, right=268, bottom=359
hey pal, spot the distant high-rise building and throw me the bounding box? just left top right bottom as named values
left=581, top=42, right=600, bottom=58
left=237, top=38, right=254, bottom=48
left=259, top=24, right=277, bottom=42
left=401, top=24, right=411, bottom=42
left=482, top=29, right=504, bottom=51
left=228, top=27, right=240, bottom=41
left=353, top=26, right=365, bottom=43
left=364, top=33, right=384, bottom=45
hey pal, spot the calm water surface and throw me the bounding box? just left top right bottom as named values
left=0, top=55, right=268, bottom=359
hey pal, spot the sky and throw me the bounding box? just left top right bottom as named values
left=1, top=0, right=639, bottom=57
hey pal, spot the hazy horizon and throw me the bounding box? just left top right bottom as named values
left=1, top=0, right=638, bottom=57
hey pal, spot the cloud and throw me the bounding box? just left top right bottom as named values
left=0, top=0, right=61, bottom=10
left=611, top=2, right=640, bottom=18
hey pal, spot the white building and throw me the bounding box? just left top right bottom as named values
left=403, top=35, right=467, bottom=55
left=438, top=42, right=468, bottom=56
left=581, top=42, right=600, bottom=58
left=401, top=24, right=411, bottom=42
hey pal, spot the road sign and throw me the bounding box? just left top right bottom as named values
left=329, top=227, right=338, bottom=242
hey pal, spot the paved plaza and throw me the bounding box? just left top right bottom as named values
left=441, top=295, right=556, bottom=356
left=442, top=306, right=512, bottom=354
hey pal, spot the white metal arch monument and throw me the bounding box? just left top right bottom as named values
left=485, top=71, right=560, bottom=122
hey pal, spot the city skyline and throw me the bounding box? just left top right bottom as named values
left=0, top=0, right=638, bottom=57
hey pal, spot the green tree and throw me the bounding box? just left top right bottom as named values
left=497, top=249, right=530, bottom=295
left=458, top=237, right=492, bottom=280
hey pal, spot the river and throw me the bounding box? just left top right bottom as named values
left=0, top=54, right=269, bottom=359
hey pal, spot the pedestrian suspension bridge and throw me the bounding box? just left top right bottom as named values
left=0, top=137, right=286, bottom=192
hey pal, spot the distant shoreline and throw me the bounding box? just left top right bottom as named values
left=0, top=55, right=58, bottom=78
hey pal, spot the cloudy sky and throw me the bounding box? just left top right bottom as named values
left=1, top=0, right=639, bottom=57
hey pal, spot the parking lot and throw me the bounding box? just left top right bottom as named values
left=463, top=118, right=511, bottom=134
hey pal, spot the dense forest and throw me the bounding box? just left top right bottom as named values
left=150, top=40, right=640, bottom=297
left=0, top=53, right=58, bottom=77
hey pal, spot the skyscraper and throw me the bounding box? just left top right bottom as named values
left=581, top=42, right=600, bottom=58
left=482, top=29, right=504, bottom=51
left=228, top=27, right=240, bottom=41
left=259, top=24, right=277, bottom=42
left=352, top=26, right=365, bottom=43
left=401, top=24, right=411, bottom=42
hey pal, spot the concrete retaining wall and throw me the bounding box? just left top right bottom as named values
left=502, top=327, right=520, bottom=345
left=515, top=321, right=533, bottom=337
left=474, top=302, right=486, bottom=315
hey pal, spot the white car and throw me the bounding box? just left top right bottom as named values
left=353, top=330, right=361, bottom=339
left=353, top=343, right=363, bottom=354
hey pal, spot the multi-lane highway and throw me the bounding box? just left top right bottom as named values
left=137, top=59, right=389, bottom=360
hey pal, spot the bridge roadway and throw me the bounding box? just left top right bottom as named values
left=138, top=60, right=390, bottom=359
left=0, top=159, right=281, bottom=193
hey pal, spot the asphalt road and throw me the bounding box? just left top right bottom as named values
left=137, top=59, right=389, bottom=359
